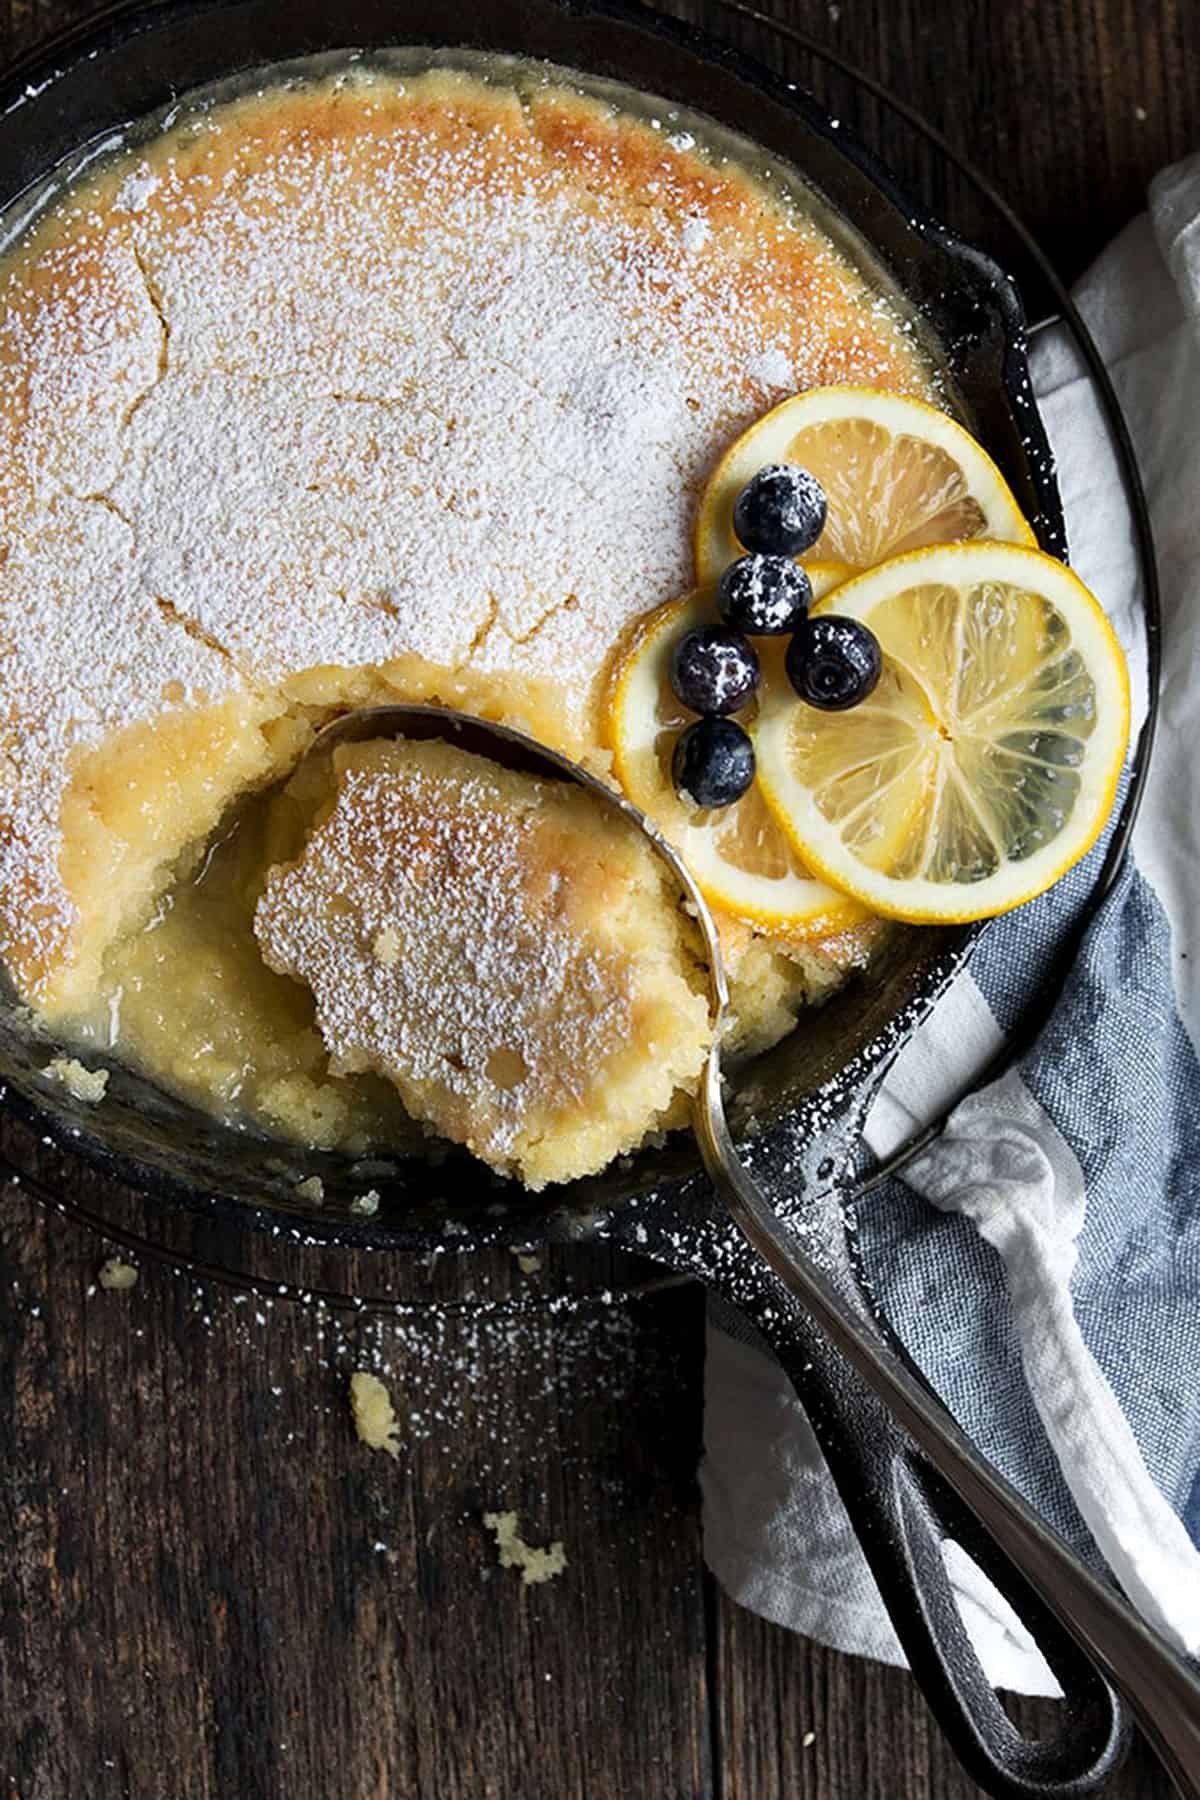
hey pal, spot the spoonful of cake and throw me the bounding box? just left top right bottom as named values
left=253, top=708, right=720, bottom=1190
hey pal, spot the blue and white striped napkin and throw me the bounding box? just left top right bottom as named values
left=700, top=151, right=1200, bottom=1692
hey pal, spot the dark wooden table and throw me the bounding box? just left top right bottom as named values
left=1, top=1, right=1196, bottom=1795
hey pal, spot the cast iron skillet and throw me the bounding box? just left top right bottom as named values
left=0, top=0, right=1144, bottom=1791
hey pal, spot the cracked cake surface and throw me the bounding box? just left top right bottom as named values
left=0, top=61, right=932, bottom=1029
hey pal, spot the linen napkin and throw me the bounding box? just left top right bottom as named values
left=700, top=152, right=1200, bottom=1694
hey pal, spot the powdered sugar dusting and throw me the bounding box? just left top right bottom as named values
left=680, top=215, right=711, bottom=253
left=0, top=65, right=931, bottom=1002
left=747, top=345, right=797, bottom=390
left=114, top=162, right=159, bottom=213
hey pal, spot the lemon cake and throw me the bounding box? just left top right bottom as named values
left=255, top=737, right=713, bottom=1187
left=0, top=55, right=938, bottom=1153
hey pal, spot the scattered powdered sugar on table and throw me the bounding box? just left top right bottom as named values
left=0, top=68, right=930, bottom=992
left=2, top=1164, right=700, bottom=1541
left=112, top=1237, right=666, bottom=1484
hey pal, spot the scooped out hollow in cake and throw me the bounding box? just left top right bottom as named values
left=254, top=737, right=715, bottom=1188
left=0, top=60, right=934, bottom=1049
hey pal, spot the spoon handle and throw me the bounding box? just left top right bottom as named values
left=695, top=1061, right=1200, bottom=1798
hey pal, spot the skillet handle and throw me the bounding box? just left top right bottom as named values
left=727, top=1271, right=1129, bottom=1800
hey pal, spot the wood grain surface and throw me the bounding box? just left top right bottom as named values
left=0, top=2, right=1194, bottom=1796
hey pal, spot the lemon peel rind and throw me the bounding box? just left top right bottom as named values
left=695, top=385, right=1038, bottom=583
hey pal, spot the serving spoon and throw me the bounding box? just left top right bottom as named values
left=305, top=701, right=1200, bottom=1799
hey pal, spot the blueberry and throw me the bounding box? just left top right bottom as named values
left=786, top=615, right=883, bottom=711
left=669, top=625, right=759, bottom=716
left=672, top=717, right=755, bottom=809
left=733, top=463, right=827, bottom=556
left=716, top=554, right=811, bottom=636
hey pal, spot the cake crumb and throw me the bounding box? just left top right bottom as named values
left=44, top=1058, right=109, bottom=1104
left=510, top=1247, right=543, bottom=1276
left=350, top=1189, right=381, bottom=1217
left=97, top=1258, right=138, bottom=1292
left=350, top=1371, right=401, bottom=1459
left=482, top=1510, right=567, bottom=1586
left=295, top=1175, right=325, bottom=1204
left=372, top=925, right=402, bottom=968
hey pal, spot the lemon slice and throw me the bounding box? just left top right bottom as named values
left=605, top=568, right=865, bottom=936
left=696, top=387, right=1036, bottom=581
left=754, top=542, right=1130, bottom=922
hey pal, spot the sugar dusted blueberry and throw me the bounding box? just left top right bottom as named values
left=716, top=554, right=811, bottom=636
left=669, top=625, right=760, bottom=716
left=733, top=463, right=827, bottom=556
